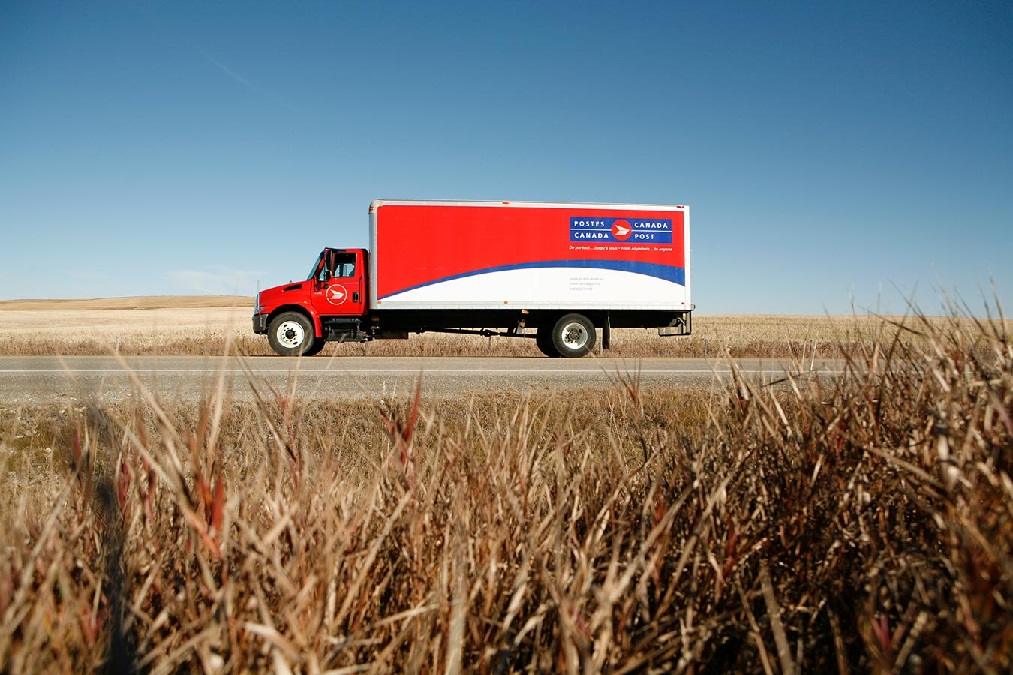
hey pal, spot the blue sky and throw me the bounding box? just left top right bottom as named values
left=1, top=0, right=1010, bottom=313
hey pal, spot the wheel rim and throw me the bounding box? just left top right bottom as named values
left=276, top=320, right=305, bottom=349
left=560, top=322, right=589, bottom=350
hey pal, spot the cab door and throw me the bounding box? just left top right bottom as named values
left=311, top=249, right=366, bottom=317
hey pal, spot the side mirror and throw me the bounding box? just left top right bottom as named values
left=317, top=269, right=330, bottom=283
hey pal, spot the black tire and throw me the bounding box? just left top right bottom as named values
left=267, top=311, right=316, bottom=357
left=535, top=325, right=558, bottom=357
left=303, top=339, right=327, bottom=356
left=551, top=313, right=596, bottom=358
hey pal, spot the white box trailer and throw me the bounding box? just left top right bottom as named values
left=369, top=199, right=690, bottom=311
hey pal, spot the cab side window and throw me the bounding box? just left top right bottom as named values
left=332, top=253, right=356, bottom=278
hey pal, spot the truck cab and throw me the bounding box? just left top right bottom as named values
left=253, top=247, right=368, bottom=356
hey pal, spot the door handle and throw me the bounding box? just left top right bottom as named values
left=353, top=292, right=360, bottom=302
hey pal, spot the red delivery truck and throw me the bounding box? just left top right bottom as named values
left=253, top=199, right=692, bottom=357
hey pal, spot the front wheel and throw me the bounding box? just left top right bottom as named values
left=303, top=339, right=327, bottom=356
left=551, top=313, right=596, bottom=358
left=267, top=312, right=317, bottom=356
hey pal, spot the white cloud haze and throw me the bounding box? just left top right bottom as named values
left=168, top=266, right=262, bottom=295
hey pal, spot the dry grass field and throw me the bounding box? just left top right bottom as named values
left=1, top=306, right=1010, bottom=671
left=0, top=296, right=252, bottom=311
left=0, top=295, right=976, bottom=358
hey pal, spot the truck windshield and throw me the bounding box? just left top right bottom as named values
left=306, top=252, right=323, bottom=280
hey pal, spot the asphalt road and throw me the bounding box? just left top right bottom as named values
left=0, top=356, right=845, bottom=405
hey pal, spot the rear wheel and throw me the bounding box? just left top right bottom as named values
left=535, top=326, right=558, bottom=357
left=268, top=312, right=316, bottom=356
left=551, top=313, right=596, bottom=358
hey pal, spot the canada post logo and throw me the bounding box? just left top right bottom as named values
left=569, top=217, right=673, bottom=244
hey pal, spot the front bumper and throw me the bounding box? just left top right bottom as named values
left=252, top=314, right=268, bottom=334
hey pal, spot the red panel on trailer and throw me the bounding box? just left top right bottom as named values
left=372, top=203, right=686, bottom=302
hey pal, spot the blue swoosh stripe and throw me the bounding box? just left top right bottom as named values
left=382, top=260, right=685, bottom=298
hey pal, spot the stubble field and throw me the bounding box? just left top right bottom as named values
left=0, top=296, right=950, bottom=359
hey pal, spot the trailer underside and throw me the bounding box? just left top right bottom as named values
left=366, top=308, right=691, bottom=333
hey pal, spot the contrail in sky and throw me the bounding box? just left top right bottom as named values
left=195, top=47, right=300, bottom=113
left=197, top=48, right=256, bottom=89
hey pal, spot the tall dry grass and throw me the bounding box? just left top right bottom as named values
left=1, top=308, right=1010, bottom=672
